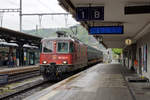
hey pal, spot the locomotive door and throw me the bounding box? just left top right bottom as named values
left=70, top=42, right=75, bottom=64
left=74, top=42, right=78, bottom=65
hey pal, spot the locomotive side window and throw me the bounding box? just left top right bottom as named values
left=69, top=42, right=74, bottom=53
left=57, top=42, right=69, bottom=53
left=42, top=41, right=53, bottom=53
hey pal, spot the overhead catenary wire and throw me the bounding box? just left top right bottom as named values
left=30, top=0, right=71, bottom=28
left=34, top=0, right=69, bottom=28
left=0, top=0, right=77, bottom=30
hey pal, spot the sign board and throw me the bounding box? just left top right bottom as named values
left=76, top=7, right=104, bottom=21
left=89, top=26, right=124, bottom=34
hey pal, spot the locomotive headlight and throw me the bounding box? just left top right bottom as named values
left=43, top=61, right=47, bottom=64
left=62, top=61, right=68, bottom=64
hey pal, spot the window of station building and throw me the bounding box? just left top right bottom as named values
left=142, top=45, right=147, bottom=72
left=29, top=52, right=35, bottom=65
left=0, top=47, right=9, bottom=66
left=34, top=51, right=40, bottom=64
left=42, top=41, right=53, bottom=53
left=57, top=42, right=69, bottom=53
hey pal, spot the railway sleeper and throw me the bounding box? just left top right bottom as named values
left=8, top=71, right=40, bottom=82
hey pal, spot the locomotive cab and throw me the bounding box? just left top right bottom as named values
left=39, top=37, right=102, bottom=81
left=40, top=39, right=74, bottom=65
left=40, top=38, right=75, bottom=80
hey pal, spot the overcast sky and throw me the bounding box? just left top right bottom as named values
left=0, top=0, right=78, bottom=30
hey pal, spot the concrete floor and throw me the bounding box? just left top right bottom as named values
left=24, top=63, right=150, bottom=100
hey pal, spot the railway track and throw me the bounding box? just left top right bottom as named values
left=0, top=63, right=100, bottom=100
left=0, top=76, right=54, bottom=100
left=0, top=66, right=40, bottom=85
left=0, top=69, right=78, bottom=99
left=0, top=68, right=88, bottom=100
left=8, top=70, right=40, bottom=83
left=0, top=70, right=40, bottom=87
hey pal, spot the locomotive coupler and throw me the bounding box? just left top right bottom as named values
left=40, top=63, right=56, bottom=73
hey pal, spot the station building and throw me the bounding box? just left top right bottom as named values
left=0, top=27, right=42, bottom=67
left=0, top=42, right=40, bottom=67
left=123, top=32, right=150, bottom=78
left=58, top=0, right=150, bottom=79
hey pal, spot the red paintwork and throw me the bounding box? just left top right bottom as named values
left=40, top=39, right=88, bottom=66
left=40, top=53, right=73, bottom=65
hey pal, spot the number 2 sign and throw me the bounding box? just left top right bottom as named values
left=76, top=7, right=104, bottom=21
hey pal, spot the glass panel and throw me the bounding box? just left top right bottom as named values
left=57, top=42, right=69, bottom=53
left=70, top=42, right=74, bottom=53
left=42, top=41, right=53, bottom=53
left=29, top=52, right=34, bottom=65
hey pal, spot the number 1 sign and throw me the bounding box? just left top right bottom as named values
left=76, top=7, right=104, bottom=21
left=76, top=7, right=89, bottom=21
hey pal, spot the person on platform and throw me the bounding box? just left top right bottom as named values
left=8, top=54, right=14, bottom=67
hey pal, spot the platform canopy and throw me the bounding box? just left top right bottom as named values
left=0, top=27, right=42, bottom=46
left=58, top=0, right=150, bottom=48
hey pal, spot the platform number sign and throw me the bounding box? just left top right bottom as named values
left=91, top=7, right=104, bottom=20
left=76, top=7, right=89, bottom=20
left=76, top=7, right=104, bottom=21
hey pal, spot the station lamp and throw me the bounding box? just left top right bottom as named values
left=125, top=38, right=132, bottom=45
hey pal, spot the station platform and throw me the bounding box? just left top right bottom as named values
left=24, top=63, right=150, bottom=100
left=0, top=65, right=40, bottom=75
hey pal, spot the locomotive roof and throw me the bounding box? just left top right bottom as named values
left=41, top=37, right=75, bottom=42
left=42, top=37, right=102, bottom=53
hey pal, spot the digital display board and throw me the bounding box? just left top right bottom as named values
left=76, top=7, right=104, bottom=21
left=89, top=26, right=124, bottom=34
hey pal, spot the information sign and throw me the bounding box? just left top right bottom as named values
left=76, top=7, right=104, bottom=21
left=89, top=26, right=124, bottom=34
left=90, top=7, right=104, bottom=20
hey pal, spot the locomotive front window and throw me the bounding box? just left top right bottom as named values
left=42, top=41, right=53, bottom=53
left=57, top=42, right=69, bottom=53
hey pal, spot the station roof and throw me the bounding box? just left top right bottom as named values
left=58, top=0, right=150, bottom=48
left=0, top=27, right=42, bottom=46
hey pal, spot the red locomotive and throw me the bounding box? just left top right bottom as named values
left=40, top=33, right=103, bottom=80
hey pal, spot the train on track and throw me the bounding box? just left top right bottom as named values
left=40, top=33, right=103, bottom=80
